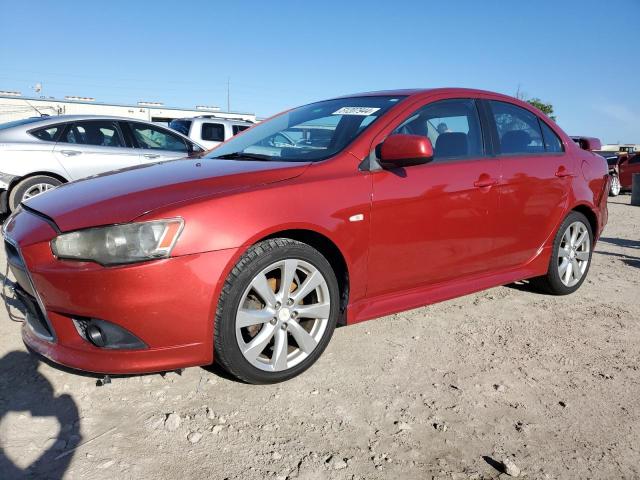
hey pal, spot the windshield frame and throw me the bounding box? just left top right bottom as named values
left=205, top=95, right=407, bottom=163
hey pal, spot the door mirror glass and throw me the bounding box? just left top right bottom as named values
left=379, top=134, right=433, bottom=168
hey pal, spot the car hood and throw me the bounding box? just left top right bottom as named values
left=24, top=158, right=310, bottom=232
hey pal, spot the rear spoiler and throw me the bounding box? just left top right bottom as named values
left=570, top=136, right=601, bottom=151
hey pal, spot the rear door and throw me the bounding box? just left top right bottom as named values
left=53, top=120, right=141, bottom=180
left=128, top=122, right=191, bottom=162
left=482, top=100, right=575, bottom=269
left=367, top=98, right=501, bottom=296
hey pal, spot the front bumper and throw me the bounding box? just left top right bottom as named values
left=3, top=208, right=238, bottom=374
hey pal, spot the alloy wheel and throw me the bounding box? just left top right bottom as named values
left=557, top=221, right=590, bottom=287
left=235, top=259, right=331, bottom=372
left=22, top=183, right=55, bottom=201
left=609, top=175, right=621, bottom=196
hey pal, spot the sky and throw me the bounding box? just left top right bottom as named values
left=1, top=0, right=638, bottom=144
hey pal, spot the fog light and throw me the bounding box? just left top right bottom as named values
left=87, top=325, right=106, bottom=347
left=72, top=318, right=147, bottom=350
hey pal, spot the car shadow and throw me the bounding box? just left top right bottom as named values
left=0, top=351, right=81, bottom=480
left=503, top=279, right=548, bottom=295
left=595, top=250, right=640, bottom=269
left=598, top=237, right=640, bottom=250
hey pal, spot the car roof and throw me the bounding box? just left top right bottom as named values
left=173, top=116, right=254, bottom=124
left=0, top=115, right=204, bottom=147
left=23, top=114, right=161, bottom=125
left=333, top=87, right=522, bottom=101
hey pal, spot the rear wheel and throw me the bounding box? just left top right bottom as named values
left=9, top=175, right=62, bottom=211
left=609, top=174, right=621, bottom=197
left=534, top=211, right=593, bottom=295
left=214, top=238, right=339, bottom=384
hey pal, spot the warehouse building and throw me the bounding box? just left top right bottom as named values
left=0, top=91, right=257, bottom=125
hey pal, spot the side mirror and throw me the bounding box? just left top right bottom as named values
left=379, top=134, right=433, bottom=168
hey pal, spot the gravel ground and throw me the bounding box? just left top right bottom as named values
left=0, top=195, right=638, bottom=480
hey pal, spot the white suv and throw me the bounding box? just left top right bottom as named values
left=0, top=115, right=204, bottom=213
left=169, top=116, right=254, bottom=149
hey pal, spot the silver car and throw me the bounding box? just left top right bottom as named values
left=0, top=115, right=205, bottom=212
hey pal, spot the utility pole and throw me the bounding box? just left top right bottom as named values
left=227, top=77, right=230, bottom=112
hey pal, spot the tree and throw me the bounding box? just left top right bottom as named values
left=526, top=98, right=556, bottom=121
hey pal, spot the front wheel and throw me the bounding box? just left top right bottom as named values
left=609, top=174, right=621, bottom=197
left=214, top=238, right=340, bottom=384
left=533, top=211, right=593, bottom=295
left=8, top=175, right=62, bottom=211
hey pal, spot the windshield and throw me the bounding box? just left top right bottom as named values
left=168, top=119, right=192, bottom=136
left=206, top=96, right=405, bottom=162
left=0, top=117, right=47, bottom=131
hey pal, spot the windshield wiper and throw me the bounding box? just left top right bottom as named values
left=212, top=152, right=272, bottom=161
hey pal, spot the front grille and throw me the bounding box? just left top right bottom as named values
left=73, top=318, right=90, bottom=341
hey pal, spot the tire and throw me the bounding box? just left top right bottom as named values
left=609, top=174, right=621, bottom=197
left=533, top=211, right=593, bottom=295
left=214, top=238, right=340, bottom=384
left=8, top=175, right=62, bottom=211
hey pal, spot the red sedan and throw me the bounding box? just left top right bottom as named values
left=3, top=89, right=609, bottom=383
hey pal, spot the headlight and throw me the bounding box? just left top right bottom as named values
left=51, top=218, right=184, bottom=266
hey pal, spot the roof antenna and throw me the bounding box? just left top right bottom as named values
left=23, top=81, right=46, bottom=116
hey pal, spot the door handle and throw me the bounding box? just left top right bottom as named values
left=473, top=177, right=498, bottom=188
left=60, top=150, right=81, bottom=157
left=143, top=153, right=160, bottom=159
left=555, top=167, right=576, bottom=178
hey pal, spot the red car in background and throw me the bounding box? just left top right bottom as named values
left=3, top=88, right=609, bottom=384
left=592, top=146, right=640, bottom=196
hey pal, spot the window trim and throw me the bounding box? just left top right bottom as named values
left=483, top=99, right=566, bottom=157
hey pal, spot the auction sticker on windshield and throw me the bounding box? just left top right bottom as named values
left=332, top=107, right=381, bottom=116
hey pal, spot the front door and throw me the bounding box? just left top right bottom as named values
left=367, top=98, right=501, bottom=298
left=128, top=122, right=191, bottom=163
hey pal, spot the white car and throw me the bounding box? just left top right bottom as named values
left=169, top=116, right=254, bottom=149
left=0, top=115, right=204, bottom=212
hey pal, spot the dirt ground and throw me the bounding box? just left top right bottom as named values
left=0, top=195, right=638, bottom=480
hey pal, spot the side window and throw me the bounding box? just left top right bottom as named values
left=31, top=125, right=62, bottom=142
left=489, top=101, right=544, bottom=155
left=201, top=123, right=225, bottom=142
left=63, top=122, right=124, bottom=147
left=629, top=154, right=640, bottom=165
left=391, top=98, right=484, bottom=161
left=539, top=121, right=564, bottom=153
left=131, top=123, right=188, bottom=152
left=232, top=125, right=249, bottom=135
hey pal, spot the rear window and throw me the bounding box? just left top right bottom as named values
left=169, top=119, right=192, bottom=136
left=232, top=125, right=249, bottom=135
left=202, top=123, right=225, bottom=142
left=31, top=125, right=62, bottom=142
left=489, top=101, right=545, bottom=155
